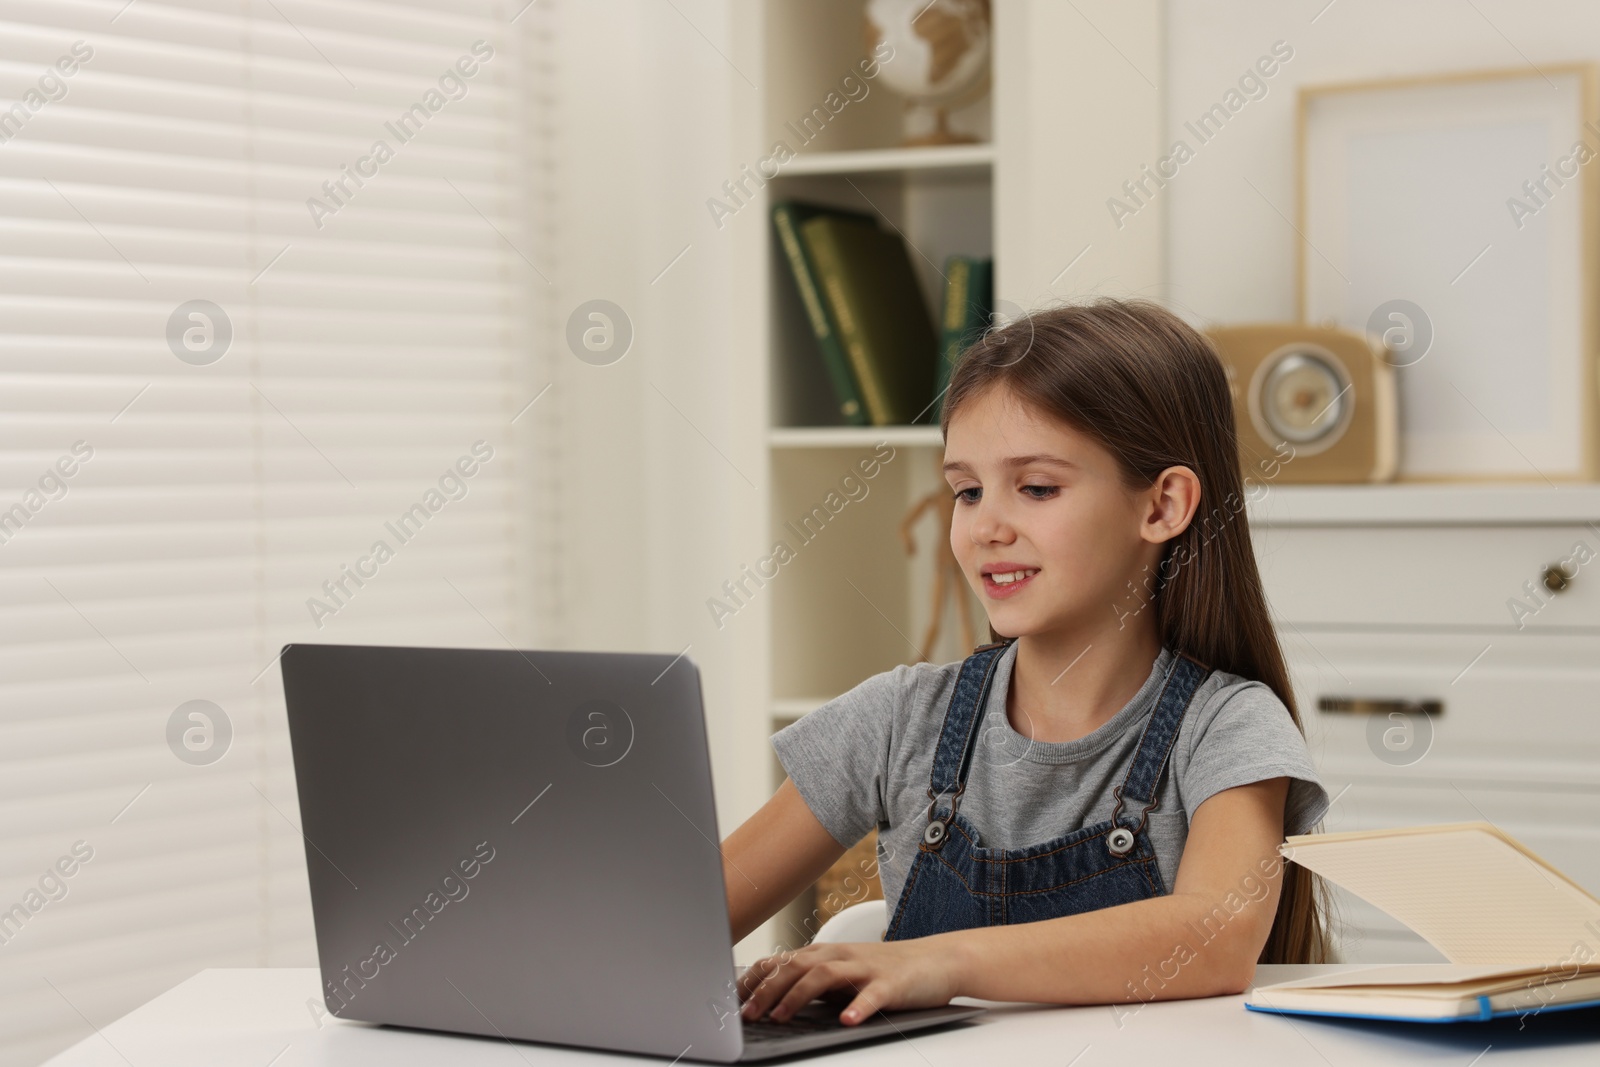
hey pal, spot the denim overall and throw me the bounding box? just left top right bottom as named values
left=884, top=637, right=1213, bottom=940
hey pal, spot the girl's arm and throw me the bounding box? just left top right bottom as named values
left=738, top=777, right=1290, bottom=1023
left=946, top=776, right=1289, bottom=1004
left=722, top=776, right=847, bottom=945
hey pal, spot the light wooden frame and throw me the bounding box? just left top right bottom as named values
left=1297, top=64, right=1600, bottom=482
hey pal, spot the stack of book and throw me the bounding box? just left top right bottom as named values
left=1246, top=823, right=1600, bottom=1023
left=773, top=200, right=993, bottom=427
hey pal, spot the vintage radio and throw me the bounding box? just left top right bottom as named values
left=1206, top=323, right=1398, bottom=483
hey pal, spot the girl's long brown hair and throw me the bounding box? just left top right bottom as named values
left=939, top=296, right=1329, bottom=964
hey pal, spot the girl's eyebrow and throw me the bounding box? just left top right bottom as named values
left=942, top=454, right=1080, bottom=475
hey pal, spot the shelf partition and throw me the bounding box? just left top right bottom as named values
left=778, top=142, right=995, bottom=179
left=768, top=425, right=945, bottom=449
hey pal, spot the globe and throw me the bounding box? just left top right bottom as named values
left=864, top=0, right=991, bottom=145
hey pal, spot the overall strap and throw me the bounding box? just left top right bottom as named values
left=1111, top=651, right=1212, bottom=834
left=926, top=639, right=1014, bottom=810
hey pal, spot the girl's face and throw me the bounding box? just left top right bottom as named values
left=943, top=384, right=1164, bottom=640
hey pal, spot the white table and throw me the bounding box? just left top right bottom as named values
left=41, top=966, right=1600, bottom=1065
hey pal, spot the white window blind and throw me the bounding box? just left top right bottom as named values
left=0, top=1, right=548, bottom=1062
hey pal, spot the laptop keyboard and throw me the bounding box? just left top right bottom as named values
left=742, top=1009, right=855, bottom=1042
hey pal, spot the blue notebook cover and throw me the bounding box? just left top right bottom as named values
left=1245, top=994, right=1600, bottom=1024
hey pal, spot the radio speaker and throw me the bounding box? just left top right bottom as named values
left=1205, top=323, right=1397, bottom=484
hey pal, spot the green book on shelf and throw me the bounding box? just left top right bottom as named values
left=798, top=214, right=939, bottom=427
left=771, top=201, right=873, bottom=426
left=934, top=255, right=993, bottom=422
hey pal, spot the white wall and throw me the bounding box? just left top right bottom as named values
left=995, top=0, right=1166, bottom=307
left=547, top=0, right=767, bottom=863
left=1164, top=0, right=1598, bottom=325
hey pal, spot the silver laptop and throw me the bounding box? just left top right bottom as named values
left=281, top=643, right=984, bottom=1062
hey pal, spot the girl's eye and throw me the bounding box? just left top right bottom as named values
left=951, top=485, right=1057, bottom=503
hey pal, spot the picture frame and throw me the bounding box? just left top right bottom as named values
left=1298, top=64, right=1600, bottom=481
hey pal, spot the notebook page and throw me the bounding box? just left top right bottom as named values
left=1267, top=964, right=1534, bottom=990
left=1281, top=824, right=1600, bottom=964
left=1264, top=963, right=1600, bottom=993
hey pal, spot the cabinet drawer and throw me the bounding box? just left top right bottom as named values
left=1254, top=524, right=1600, bottom=631
left=1279, top=630, right=1600, bottom=787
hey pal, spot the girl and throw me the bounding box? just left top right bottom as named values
left=722, top=297, right=1330, bottom=1026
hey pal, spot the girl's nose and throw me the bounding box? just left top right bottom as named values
left=968, top=497, right=1015, bottom=545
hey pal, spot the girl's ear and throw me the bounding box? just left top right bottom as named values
left=1139, top=465, right=1202, bottom=545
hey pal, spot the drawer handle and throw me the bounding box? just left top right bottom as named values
left=1317, top=697, right=1443, bottom=717
left=1544, top=562, right=1575, bottom=594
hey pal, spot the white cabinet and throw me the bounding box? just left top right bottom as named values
left=1251, top=487, right=1600, bottom=962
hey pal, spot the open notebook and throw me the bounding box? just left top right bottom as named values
left=1245, top=823, right=1600, bottom=1022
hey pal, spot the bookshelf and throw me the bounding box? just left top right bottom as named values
left=723, top=0, right=1167, bottom=962
left=731, top=1, right=1000, bottom=957
left=766, top=170, right=991, bottom=429
left=767, top=425, right=944, bottom=449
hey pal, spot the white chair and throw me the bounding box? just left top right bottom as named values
left=810, top=898, right=888, bottom=944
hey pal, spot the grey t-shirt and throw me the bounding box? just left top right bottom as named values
left=770, top=640, right=1330, bottom=914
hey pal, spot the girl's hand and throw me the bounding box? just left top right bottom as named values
left=737, top=937, right=964, bottom=1025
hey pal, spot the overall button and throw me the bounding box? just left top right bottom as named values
left=1106, top=826, right=1135, bottom=856
left=923, top=820, right=947, bottom=846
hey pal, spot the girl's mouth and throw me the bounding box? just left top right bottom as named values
left=982, top=568, right=1039, bottom=599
